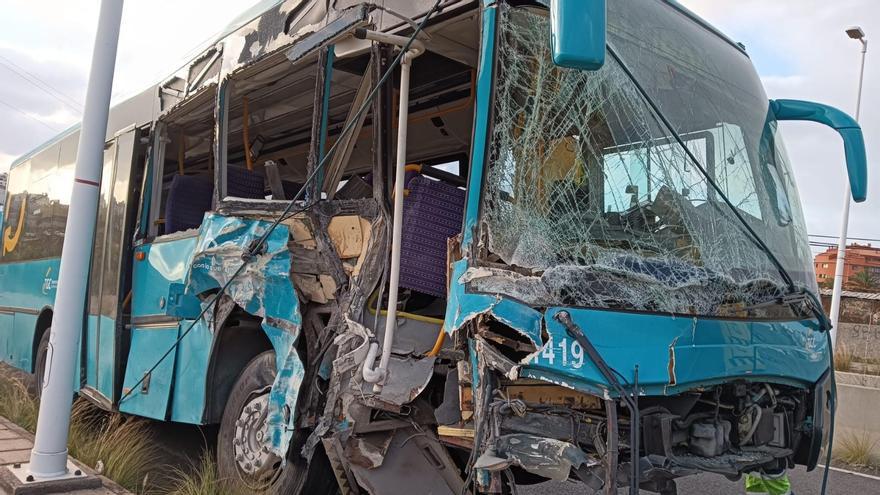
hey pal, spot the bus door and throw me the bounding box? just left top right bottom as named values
left=82, top=126, right=138, bottom=408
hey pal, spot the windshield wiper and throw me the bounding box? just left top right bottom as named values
left=606, top=45, right=800, bottom=297
left=744, top=289, right=831, bottom=330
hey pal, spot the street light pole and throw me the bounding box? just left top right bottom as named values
left=27, top=0, right=125, bottom=479
left=829, top=26, right=868, bottom=347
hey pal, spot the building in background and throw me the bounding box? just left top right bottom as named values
left=815, top=243, right=880, bottom=291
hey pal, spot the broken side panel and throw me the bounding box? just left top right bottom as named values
left=188, top=212, right=303, bottom=457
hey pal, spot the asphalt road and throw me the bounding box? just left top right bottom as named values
left=520, top=466, right=880, bottom=494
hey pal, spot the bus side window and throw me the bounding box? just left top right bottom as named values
left=150, top=88, right=218, bottom=237
left=221, top=56, right=322, bottom=203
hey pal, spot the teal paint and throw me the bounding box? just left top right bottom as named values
left=316, top=45, right=335, bottom=192
left=550, top=0, right=606, bottom=70
left=86, top=316, right=99, bottom=386
left=462, top=7, right=497, bottom=249
left=447, top=262, right=828, bottom=398
left=10, top=312, right=37, bottom=371
left=84, top=314, right=118, bottom=400
left=120, top=325, right=180, bottom=420
left=187, top=213, right=303, bottom=456
left=771, top=99, right=868, bottom=202
left=169, top=318, right=213, bottom=424
left=0, top=258, right=60, bottom=312
left=527, top=308, right=828, bottom=397
left=0, top=313, right=12, bottom=365
left=0, top=257, right=57, bottom=372
left=96, top=315, right=116, bottom=399
left=444, top=259, right=543, bottom=348
left=131, top=236, right=198, bottom=318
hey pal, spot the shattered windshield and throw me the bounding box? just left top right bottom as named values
left=473, top=2, right=814, bottom=318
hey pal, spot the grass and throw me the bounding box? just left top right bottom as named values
left=0, top=366, right=249, bottom=494
left=166, top=453, right=246, bottom=495
left=0, top=367, right=168, bottom=493
left=834, top=432, right=879, bottom=466
left=834, top=343, right=855, bottom=372
left=66, top=400, right=166, bottom=492
left=0, top=369, right=38, bottom=432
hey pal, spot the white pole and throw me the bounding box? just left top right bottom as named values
left=830, top=36, right=867, bottom=347
left=360, top=32, right=424, bottom=387
left=28, top=0, right=124, bottom=479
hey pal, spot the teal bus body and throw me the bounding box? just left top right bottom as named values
left=0, top=0, right=865, bottom=492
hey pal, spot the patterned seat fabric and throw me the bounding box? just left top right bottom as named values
left=226, top=166, right=266, bottom=199
left=399, top=175, right=466, bottom=297
left=164, top=174, right=213, bottom=234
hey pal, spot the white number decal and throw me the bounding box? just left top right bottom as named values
left=534, top=337, right=586, bottom=369
left=541, top=337, right=555, bottom=365
left=571, top=340, right=584, bottom=369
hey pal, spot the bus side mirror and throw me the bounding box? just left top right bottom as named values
left=550, top=0, right=606, bottom=70
left=771, top=99, right=868, bottom=202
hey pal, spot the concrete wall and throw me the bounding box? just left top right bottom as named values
left=834, top=372, right=880, bottom=447
left=837, top=323, right=880, bottom=362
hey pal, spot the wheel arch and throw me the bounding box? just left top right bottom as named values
left=31, top=306, right=53, bottom=373
left=202, top=307, right=273, bottom=424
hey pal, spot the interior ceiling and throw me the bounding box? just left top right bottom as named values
left=166, top=8, right=481, bottom=183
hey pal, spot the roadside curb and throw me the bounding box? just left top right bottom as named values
left=0, top=417, right=130, bottom=495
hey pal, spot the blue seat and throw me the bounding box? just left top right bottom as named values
left=164, top=174, right=213, bottom=234
left=226, top=166, right=266, bottom=199
left=399, top=175, right=466, bottom=297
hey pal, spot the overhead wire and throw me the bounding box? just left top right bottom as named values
left=0, top=97, right=62, bottom=133
left=0, top=54, right=84, bottom=114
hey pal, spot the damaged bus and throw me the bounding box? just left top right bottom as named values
left=0, top=0, right=869, bottom=493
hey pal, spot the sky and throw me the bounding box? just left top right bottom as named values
left=0, top=0, right=877, bottom=246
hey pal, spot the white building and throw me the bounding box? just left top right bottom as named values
left=0, top=172, right=6, bottom=207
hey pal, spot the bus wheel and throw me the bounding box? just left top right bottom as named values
left=34, top=330, right=50, bottom=399
left=218, top=350, right=337, bottom=494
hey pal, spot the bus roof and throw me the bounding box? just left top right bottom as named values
left=9, top=0, right=747, bottom=171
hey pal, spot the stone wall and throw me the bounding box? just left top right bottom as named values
left=837, top=322, right=880, bottom=362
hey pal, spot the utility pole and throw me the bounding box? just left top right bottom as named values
left=829, top=26, right=868, bottom=347
left=26, top=0, right=125, bottom=480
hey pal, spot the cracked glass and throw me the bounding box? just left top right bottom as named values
left=472, top=3, right=814, bottom=319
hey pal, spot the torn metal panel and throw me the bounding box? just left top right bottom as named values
left=284, top=5, right=371, bottom=66
left=474, top=433, right=597, bottom=482
left=474, top=336, right=519, bottom=380
left=187, top=213, right=303, bottom=457
left=357, top=355, right=436, bottom=408
left=444, top=259, right=543, bottom=349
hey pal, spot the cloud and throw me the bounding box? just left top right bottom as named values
left=0, top=0, right=248, bottom=171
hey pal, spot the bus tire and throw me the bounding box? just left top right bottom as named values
left=34, top=330, right=50, bottom=399
left=217, top=350, right=337, bottom=494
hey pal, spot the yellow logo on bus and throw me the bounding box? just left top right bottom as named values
left=2, top=195, right=26, bottom=256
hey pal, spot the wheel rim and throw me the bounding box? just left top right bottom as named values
left=232, top=393, right=280, bottom=486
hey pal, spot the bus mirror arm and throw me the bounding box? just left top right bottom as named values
left=770, top=99, right=868, bottom=203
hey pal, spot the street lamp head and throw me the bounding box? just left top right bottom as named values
left=846, top=26, right=866, bottom=40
